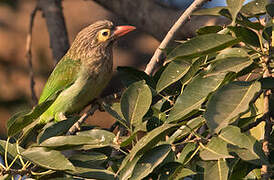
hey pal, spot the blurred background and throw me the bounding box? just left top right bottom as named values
left=0, top=0, right=231, bottom=137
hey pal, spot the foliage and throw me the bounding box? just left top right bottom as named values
left=2, top=0, right=274, bottom=179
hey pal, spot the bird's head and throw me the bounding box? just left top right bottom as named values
left=68, top=20, right=135, bottom=59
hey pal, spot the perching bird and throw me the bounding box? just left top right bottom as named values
left=38, top=20, right=135, bottom=124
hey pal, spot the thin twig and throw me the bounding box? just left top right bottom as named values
left=68, top=104, right=100, bottom=135
left=26, top=6, right=39, bottom=105
left=144, top=0, right=208, bottom=75
left=68, top=92, right=122, bottom=135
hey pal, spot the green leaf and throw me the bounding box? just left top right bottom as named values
left=241, top=0, right=268, bottom=17
left=7, top=91, right=60, bottom=137
left=146, top=116, right=164, bottom=132
left=245, top=168, right=261, bottom=179
left=69, top=151, right=107, bottom=167
left=169, top=167, right=196, bottom=180
left=120, top=131, right=138, bottom=147
left=229, top=135, right=269, bottom=165
left=118, top=154, right=142, bottom=180
left=204, top=159, right=229, bottom=180
left=228, top=26, right=260, bottom=47
left=121, top=80, right=152, bottom=128
left=21, top=147, right=75, bottom=171
left=67, top=151, right=109, bottom=179
left=266, top=3, right=274, bottom=17
left=76, top=129, right=115, bottom=149
left=177, top=142, right=197, bottom=164
left=167, top=73, right=226, bottom=122
left=0, top=140, right=24, bottom=167
left=210, top=48, right=256, bottom=77
left=219, top=126, right=250, bottom=148
left=38, top=116, right=79, bottom=144
left=217, top=8, right=264, bottom=30
left=205, top=81, right=261, bottom=133
left=226, top=0, right=245, bottom=24
left=67, top=166, right=115, bottom=180
left=103, top=102, right=129, bottom=129
left=168, top=116, right=205, bottom=144
left=39, top=135, right=108, bottom=149
left=237, top=15, right=264, bottom=30
left=216, top=47, right=249, bottom=59
left=153, top=162, right=181, bottom=180
left=219, top=126, right=269, bottom=165
left=156, top=59, right=192, bottom=92
left=206, top=57, right=253, bottom=76
left=228, top=160, right=257, bottom=180
left=263, top=25, right=272, bottom=41
left=197, top=26, right=223, bottom=35
left=76, top=129, right=115, bottom=140
left=200, top=137, right=233, bottom=160
left=180, top=56, right=206, bottom=86
left=193, top=7, right=226, bottom=16
left=118, top=124, right=177, bottom=174
left=167, top=34, right=239, bottom=61
left=129, top=144, right=173, bottom=180
left=117, top=66, right=156, bottom=89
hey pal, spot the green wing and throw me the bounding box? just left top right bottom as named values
left=39, top=57, right=81, bottom=104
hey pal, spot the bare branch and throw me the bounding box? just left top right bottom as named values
left=26, top=6, right=39, bottom=105
left=37, top=0, right=69, bottom=64
left=144, top=0, right=209, bottom=75
left=68, top=92, right=122, bottom=135
left=92, top=0, right=228, bottom=42
left=67, top=104, right=100, bottom=135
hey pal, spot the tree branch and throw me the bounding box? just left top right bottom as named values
left=26, top=6, right=39, bottom=105
left=68, top=92, right=122, bottom=135
left=67, top=104, right=99, bottom=135
left=37, top=0, right=69, bottom=64
left=145, top=0, right=209, bottom=75
left=92, top=0, right=224, bottom=75
left=92, top=0, right=228, bottom=42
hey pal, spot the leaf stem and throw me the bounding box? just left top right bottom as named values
left=144, top=0, right=209, bottom=75
left=5, top=137, right=10, bottom=168
left=31, top=169, right=53, bottom=176
left=16, top=141, right=25, bottom=167
left=6, top=155, right=19, bottom=171
left=184, top=146, right=200, bottom=165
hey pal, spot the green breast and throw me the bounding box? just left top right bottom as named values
left=39, top=55, right=113, bottom=124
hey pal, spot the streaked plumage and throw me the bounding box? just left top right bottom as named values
left=38, top=20, right=135, bottom=123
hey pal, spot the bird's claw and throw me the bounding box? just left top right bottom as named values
left=57, top=112, right=67, bottom=121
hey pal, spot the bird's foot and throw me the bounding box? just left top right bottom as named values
left=55, top=112, right=67, bottom=122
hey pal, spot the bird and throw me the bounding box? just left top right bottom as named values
left=38, top=20, right=135, bottom=124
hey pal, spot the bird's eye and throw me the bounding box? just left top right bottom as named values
left=98, top=29, right=111, bottom=42
left=102, top=31, right=109, bottom=36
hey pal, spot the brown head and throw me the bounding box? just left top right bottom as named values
left=67, top=20, right=135, bottom=59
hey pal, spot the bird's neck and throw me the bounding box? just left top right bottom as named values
left=66, top=41, right=113, bottom=60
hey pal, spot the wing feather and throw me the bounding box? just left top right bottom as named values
left=39, top=57, right=81, bottom=103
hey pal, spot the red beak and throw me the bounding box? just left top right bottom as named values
left=113, top=25, right=136, bottom=38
